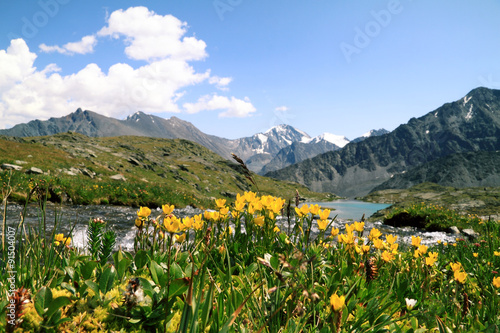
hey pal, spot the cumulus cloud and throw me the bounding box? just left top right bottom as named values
left=97, top=6, right=206, bottom=62
left=209, top=76, right=233, bottom=91
left=0, top=7, right=256, bottom=129
left=39, top=35, right=97, bottom=55
left=183, top=94, right=256, bottom=118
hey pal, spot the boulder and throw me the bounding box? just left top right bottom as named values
left=447, top=226, right=461, bottom=235
left=26, top=167, right=44, bottom=174
left=461, top=228, right=479, bottom=240
left=110, top=174, right=127, bottom=181
left=1, top=163, right=23, bottom=171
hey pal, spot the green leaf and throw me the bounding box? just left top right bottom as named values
left=35, top=286, right=52, bottom=316
left=245, top=262, right=258, bottom=275
left=270, top=255, right=280, bottom=270
left=46, top=296, right=71, bottom=322
left=135, top=250, right=150, bottom=269
left=85, top=280, right=100, bottom=296
left=60, top=282, right=76, bottom=295
left=168, top=279, right=189, bottom=298
left=117, top=258, right=132, bottom=281
left=80, top=261, right=98, bottom=280
left=138, top=277, right=155, bottom=298
left=149, top=260, right=164, bottom=286
left=99, top=265, right=116, bottom=295
left=170, top=262, right=184, bottom=279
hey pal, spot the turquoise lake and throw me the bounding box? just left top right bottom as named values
left=307, top=200, right=391, bottom=221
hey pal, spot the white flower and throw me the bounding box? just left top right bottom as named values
left=405, top=298, right=417, bottom=310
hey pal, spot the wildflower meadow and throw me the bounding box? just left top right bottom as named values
left=1, top=184, right=500, bottom=332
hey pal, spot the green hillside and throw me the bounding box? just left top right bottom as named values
left=0, top=132, right=335, bottom=208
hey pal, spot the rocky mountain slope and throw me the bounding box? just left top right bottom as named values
left=266, top=87, right=500, bottom=198
left=371, top=150, right=500, bottom=191
left=0, top=108, right=383, bottom=175
left=0, top=133, right=333, bottom=207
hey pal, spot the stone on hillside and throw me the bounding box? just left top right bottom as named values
left=447, top=226, right=461, bottom=235
left=1, top=163, right=23, bottom=171
left=461, top=228, right=479, bottom=240
left=80, top=168, right=96, bottom=179
left=110, top=174, right=126, bottom=181
left=15, top=160, right=28, bottom=165
left=26, top=167, right=44, bottom=174
left=128, top=157, right=142, bottom=166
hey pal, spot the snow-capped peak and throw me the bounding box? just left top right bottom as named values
left=309, top=133, right=350, bottom=148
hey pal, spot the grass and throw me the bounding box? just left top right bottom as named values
left=1, top=177, right=500, bottom=332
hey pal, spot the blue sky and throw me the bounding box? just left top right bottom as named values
left=1, top=0, right=499, bottom=140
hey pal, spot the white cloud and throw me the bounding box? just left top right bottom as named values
left=183, top=94, right=256, bottom=118
left=39, top=35, right=97, bottom=55
left=0, top=8, right=256, bottom=129
left=275, top=106, right=289, bottom=112
left=209, top=75, right=232, bottom=91
left=97, top=6, right=206, bottom=62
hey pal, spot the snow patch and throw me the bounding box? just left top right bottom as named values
left=256, top=133, right=268, bottom=143
left=312, top=133, right=349, bottom=148
left=425, top=130, right=429, bottom=134
left=463, top=95, right=472, bottom=105
left=465, top=104, right=474, bottom=120
left=434, top=112, right=438, bottom=117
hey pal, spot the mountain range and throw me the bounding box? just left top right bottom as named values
left=265, top=87, right=500, bottom=197
left=0, top=108, right=384, bottom=175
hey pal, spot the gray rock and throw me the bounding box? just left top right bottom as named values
left=128, top=157, right=142, bottom=166
left=110, top=174, right=127, bottom=181
left=15, top=160, right=28, bottom=165
left=1, top=163, right=23, bottom=171
left=80, top=168, right=96, bottom=179
left=461, top=228, right=479, bottom=240
left=26, top=167, right=44, bottom=174
left=447, top=226, right=461, bottom=235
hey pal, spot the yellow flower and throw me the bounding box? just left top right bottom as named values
left=181, top=216, right=193, bottom=230
left=234, top=200, right=246, bottom=212
left=353, top=221, right=364, bottom=233
left=390, top=243, right=398, bottom=252
left=219, top=206, right=229, bottom=216
left=339, top=232, right=355, bottom=245
left=381, top=250, right=394, bottom=262
left=309, top=204, right=320, bottom=215
left=254, top=215, right=265, bottom=227
left=192, top=214, right=204, bottom=230
left=411, top=236, right=421, bottom=247
left=373, top=238, right=385, bottom=250
left=273, top=226, right=280, bottom=233
left=53, top=233, right=65, bottom=246
left=219, top=245, right=226, bottom=255
left=215, top=198, right=227, bottom=209
left=243, top=191, right=257, bottom=203
left=137, top=206, right=151, bottom=218
left=162, top=204, right=174, bottom=215
left=425, top=252, right=438, bottom=266
left=493, top=277, right=500, bottom=288
left=317, top=219, right=328, bottom=231
left=454, top=270, right=467, bottom=284
left=413, top=249, right=421, bottom=258
left=330, top=293, right=345, bottom=312
left=386, top=234, right=397, bottom=245
left=174, top=233, right=186, bottom=243
left=473, top=253, right=478, bottom=258
left=361, top=245, right=370, bottom=254
left=249, top=201, right=263, bottom=215
left=494, top=251, right=500, bottom=257
left=318, top=209, right=331, bottom=220
left=164, top=216, right=180, bottom=233
left=369, top=228, right=382, bottom=241
left=417, top=245, right=428, bottom=255
left=345, top=223, right=355, bottom=234
left=295, top=205, right=309, bottom=218
left=450, top=262, right=462, bottom=272
left=135, top=218, right=144, bottom=228
left=63, top=237, right=71, bottom=246
left=331, top=227, right=339, bottom=237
